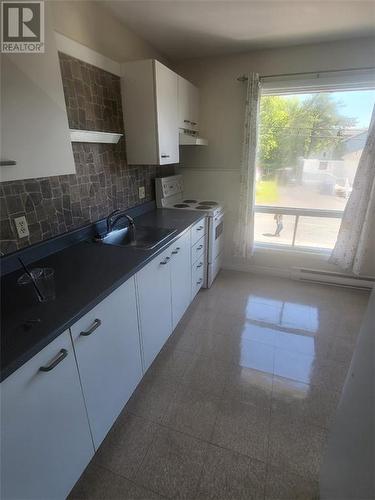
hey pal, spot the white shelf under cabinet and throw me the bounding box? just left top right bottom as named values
left=70, top=129, right=123, bottom=144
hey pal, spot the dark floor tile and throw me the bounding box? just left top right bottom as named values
left=265, top=464, right=319, bottom=500
left=271, top=376, right=341, bottom=429
left=195, top=444, right=266, bottom=500
left=69, top=463, right=132, bottom=499
left=182, top=354, right=230, bottom=397
left=125, top=375, right=178, bottom=423
left=223, top=365, right=273, bottom=406
left=93, top=411, right=158, bottom=479
left=268, top=414, right=328, bottom=481
left=146, top=346, right=195, bottom=381
left=126, top=483, right=165, bottom=500
left=211, top=398, right=270, bottom=462
left=163, top=387, right=220, bottom=440
left=136, top=426, right=208, bottom=499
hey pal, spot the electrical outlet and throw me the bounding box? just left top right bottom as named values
left=14, top=216, right=29, bottom=239
left=139, top=186, right=145, bottom=199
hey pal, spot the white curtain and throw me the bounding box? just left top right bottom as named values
left=330, top=105, right=375, bottom=275
left=234, top=73, right=261, bottom=258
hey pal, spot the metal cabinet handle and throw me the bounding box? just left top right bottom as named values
left=196, top=278, right=203, bottom=285
left=196, top=245, right=203, bottom=251
left=196, top=262, right=203, bottom=268
left=0, top=160, right=17, bottom=166
left=160, top=256, right=170, bottom=265
left=161, top=154, right=170, bottom=158
left=171, top=247, right=180, bottom=255
left=80, top=318, right=102, bottom=337
left=40, top=349, right=68, bottom=372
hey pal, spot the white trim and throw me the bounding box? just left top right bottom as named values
left=222, top=262, right=373, bottom=289
left=70, top=130, right=123, bottom=144
left=223, top=261, right=291, bottom=278
left=261, top=68, right=375, bottom=95
left=55, top=32, right=121, bottom=76
left=291, top=268, right=374, bottom=290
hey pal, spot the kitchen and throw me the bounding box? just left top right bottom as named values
left=1, top=2, right=374, bottom=499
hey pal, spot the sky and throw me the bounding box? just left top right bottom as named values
left=292, top=90, right=375, bottom=128
left=332, top=90, right=375, bottom=127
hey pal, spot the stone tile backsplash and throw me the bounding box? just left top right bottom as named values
left=0, top=53, right=174, bottom=254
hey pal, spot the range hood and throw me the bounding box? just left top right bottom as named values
left=179, top=130, right=208, bottom=146
left=70, top=129, right=123, bottom=144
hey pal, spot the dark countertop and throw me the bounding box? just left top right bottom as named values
left=1, top=209, right=204, bottom=382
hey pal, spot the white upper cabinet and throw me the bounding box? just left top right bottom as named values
left=0, top=4, right=75, bottom=181
left=178, top=76, right=200, bottom=132
left=121, top=59, right=179, bottom=165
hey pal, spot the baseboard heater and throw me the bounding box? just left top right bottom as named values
left=291, top=268, right=374, bottom=290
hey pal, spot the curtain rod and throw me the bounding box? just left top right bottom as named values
left=237, top=66, right=375, bottom=82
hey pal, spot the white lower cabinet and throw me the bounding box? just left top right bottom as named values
left=136, top=246, right=173, bottom=371
left=170, top=230, right=192, bottom=329
left=1, top=332, right=94, bottom=500
left=1, top=220, right=204, bottom=499
left=70, top=277, right=142, bottom=449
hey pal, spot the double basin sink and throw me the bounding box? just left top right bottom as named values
left=98, top=225, right=177, bottom=250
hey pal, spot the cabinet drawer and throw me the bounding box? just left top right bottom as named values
left=192, top=258, right=205, bottom=298
left=191, top=218, right=206, bottom=246
left=192, top=235, right=205, bottom=264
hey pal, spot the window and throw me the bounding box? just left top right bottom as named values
left=254, top=88, right=375, bottom=251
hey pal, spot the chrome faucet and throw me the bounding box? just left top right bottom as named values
left=105, top=210, right=136, bottom=240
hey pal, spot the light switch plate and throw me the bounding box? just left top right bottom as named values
left=139, top=186, right=145, bottom=199
left=14, top=216, right=30, bottom=238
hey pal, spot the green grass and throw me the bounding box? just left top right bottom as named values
left=255, top=180, right=279, bottom=204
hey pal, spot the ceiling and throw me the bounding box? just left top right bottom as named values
left=103, top=1, right=375, bottom=61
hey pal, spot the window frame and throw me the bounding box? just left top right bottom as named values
left=254, top=74, right=375, bottom=253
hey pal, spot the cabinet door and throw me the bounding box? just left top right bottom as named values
left=155, top=61, right=179, bottom=164
left=178, top=76, right=200, bottom=131
left=0, top=4, right=75, bottom=181
left=136, top=247, right=173, bottom=371
left=1, top=332, right=93, bottom=500
left=171, top=231, right=192, bottom=329
left=70, top=278, right=142, bottom=449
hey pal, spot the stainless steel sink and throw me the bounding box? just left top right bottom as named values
left=98, top=226, right=177, bottom=250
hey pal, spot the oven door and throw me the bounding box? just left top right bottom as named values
left=207, top=211, right=224, bottom=264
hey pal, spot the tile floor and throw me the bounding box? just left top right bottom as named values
left=69, top=271, right=369, bottom=500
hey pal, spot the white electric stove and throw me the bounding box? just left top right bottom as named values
left=155, top=175, right=224, bottom=288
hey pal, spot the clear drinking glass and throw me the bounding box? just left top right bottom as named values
left=17, top=267, right=56, bottom=302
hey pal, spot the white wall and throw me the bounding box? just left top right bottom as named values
left=175, top=37, right=375, bottom=277
left=50, top=1, right=169, bottom=64
left=320, top=289, right=374, bottom=499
